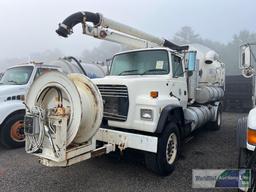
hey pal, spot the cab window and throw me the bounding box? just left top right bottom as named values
left=0, top=66, right=33, bottom=85
left=110, top=50, right=169, bottom=76
left=34, top=68, right=57, bottom=80
left=172, top=54, right=184, bottom=77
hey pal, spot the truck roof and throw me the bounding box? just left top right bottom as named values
left=113, top=47, right=181, bottom=56
left=8, top=63, right=61, bottom=70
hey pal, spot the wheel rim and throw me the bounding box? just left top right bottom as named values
left=166, top=133, right=178, bottom=165
left=10, top=120, right=25, bottom=142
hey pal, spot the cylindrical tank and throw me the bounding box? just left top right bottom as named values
left=48, top=57, right=108, bottom=78
left=195, top=86, right=224, bottom=104
left=26, top=71, right=103, bottom=145
left=184, top=106, right=212, bottom=131
left=189, top=44, right=225, bottom=87
left=81, top=63, right=108, bottom=78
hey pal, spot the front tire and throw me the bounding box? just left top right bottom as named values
left=238, top=148, right=250, bottom=169
left=145, top=122, right=180, bottom=176
left=238, top=148, right=256, bottom=192
left=0, top=112, right=25, bottom=148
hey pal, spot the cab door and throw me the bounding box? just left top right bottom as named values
left=169, top=53, right=188, bottom=108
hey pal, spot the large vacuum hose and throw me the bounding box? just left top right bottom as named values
left=56, top=11, right=188, bottom=51
left=56, top=12, right=101, bottom=37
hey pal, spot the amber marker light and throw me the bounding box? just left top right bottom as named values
left=20, top=95, right=25, bottom=101
left=150, top=91, right=158, bottom=98
left=247, top=128, right=256, bottom=145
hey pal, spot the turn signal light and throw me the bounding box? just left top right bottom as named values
left=150, top=91, right=158, bottom=98
left=247, top=128, right=256, bottom=145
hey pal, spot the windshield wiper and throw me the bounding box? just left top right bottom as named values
left=7, top=80, right=18, bottom=84
left=119, top=69, right=138, bottom=75
left=141, top=69, right=167, bottom=75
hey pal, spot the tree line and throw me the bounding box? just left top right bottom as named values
left=172, top=26, right=256, bottom=75
left=1, top=26, right=256, bottom=76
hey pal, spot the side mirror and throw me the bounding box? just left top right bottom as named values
left=240, top=44, right=254, bottom=78
left=240, top=45, right=251, bottom=68
left=188, top=51, right=197, bottom=71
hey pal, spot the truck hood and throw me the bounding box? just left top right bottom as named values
left=92, top=75, right=181, bottom=132
left=92, top=75, right=171, bottom=95
left=0, top=85, right=27, bottom=102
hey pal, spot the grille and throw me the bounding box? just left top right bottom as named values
left=97, top=84, right=129, bottom=121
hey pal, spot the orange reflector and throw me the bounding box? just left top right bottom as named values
left=20, top=95, right=25, bottom=101
left=150, top=91, right=158, bottom=98
left=248, top=128, right=256, bottom=145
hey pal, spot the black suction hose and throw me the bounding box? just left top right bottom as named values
left=64, top=56, right=87, bottom=76
left=56, top=12, right=101, bottom=38
left=56, top=11, right=188, bottom=51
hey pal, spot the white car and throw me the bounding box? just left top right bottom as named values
left=0, top=64, right=60, bottom=148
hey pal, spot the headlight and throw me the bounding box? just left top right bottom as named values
left=247, top=128, right=256, bottom=145
left=140, top=109, right=153, bottom=121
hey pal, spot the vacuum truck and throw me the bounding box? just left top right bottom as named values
left=24, top=11, right=225, bottom=175
left=0, top=58, right=106, bottom=148
left=237, top=43, right=256, bottom=191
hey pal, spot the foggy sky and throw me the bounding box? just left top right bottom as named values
left=0, top=0, right=255, bottom=60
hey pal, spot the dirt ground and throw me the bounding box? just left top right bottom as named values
left=0, top=112, right=245, bottom=192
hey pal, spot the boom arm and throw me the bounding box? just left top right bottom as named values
left=56, top=11, right=188, bottom=51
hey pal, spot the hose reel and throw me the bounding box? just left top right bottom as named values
left=25, top=72, right=103, bottom=154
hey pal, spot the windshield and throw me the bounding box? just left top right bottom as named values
left=110, top=50, right=169, bottom=76
left=0, top=66, right=34, bottom=85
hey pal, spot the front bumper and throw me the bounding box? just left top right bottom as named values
left=247, top=143, right=256, bottom=151
left=95, top=128, right=158, bottom=153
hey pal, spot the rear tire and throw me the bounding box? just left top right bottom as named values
left=208, top=105, right=222, bottom=131
left=0, top=112, right=25, bottom=148
left=145, top=122, right=180, bottom=176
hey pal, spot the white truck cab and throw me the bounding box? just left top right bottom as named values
left=0, top=63, right=60, bottom=148
left=237, top=43, right=256, bottom=191
left=237, top=44, right=256, bottom=153
left=92, top=48, right=188, bottom=132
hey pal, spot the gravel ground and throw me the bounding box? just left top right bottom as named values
left=0, top=112, right=245, bottom=192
